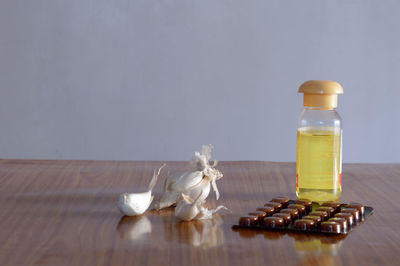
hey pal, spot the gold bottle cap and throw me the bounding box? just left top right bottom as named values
left=298, top=80, right=344, bottom=109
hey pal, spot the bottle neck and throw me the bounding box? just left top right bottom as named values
left=303, top=94, right=338, bottom=109
left=299, top=106, right=342, bottom=129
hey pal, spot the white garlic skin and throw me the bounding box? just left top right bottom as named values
left=196, top=205, right=229, bottom=220
left=118, top=191, right=153, bottom=216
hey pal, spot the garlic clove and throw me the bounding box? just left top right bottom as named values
left=183, top=177, right=211, bottom=204
left=175, top=192, right=203, bottom=221
left=168, top=171, right=204, bottom=192
left=117, top=164, right=165, bottom=216
left=118, top=191, right=153, bottom=216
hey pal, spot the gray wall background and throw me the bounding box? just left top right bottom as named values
left=0, top=0, right=399, bottom=163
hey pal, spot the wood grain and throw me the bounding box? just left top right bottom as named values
left=0, top=160, right=399, bottom=265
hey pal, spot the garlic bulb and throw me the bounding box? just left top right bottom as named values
left=154, top=170, right=204, bottom=210
left=155, top=144, right=223, bottom=210
left=118, top=164, right=165, bottom=216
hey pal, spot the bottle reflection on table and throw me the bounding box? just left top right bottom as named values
left=233, top=227, right=347, bottom=266
left=289, top=232, right=346, bottom=266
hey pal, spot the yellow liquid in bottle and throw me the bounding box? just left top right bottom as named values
left=296, top=127, right=342, bottom=203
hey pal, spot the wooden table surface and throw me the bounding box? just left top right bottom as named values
left=0, top=160, right=399, bottom=266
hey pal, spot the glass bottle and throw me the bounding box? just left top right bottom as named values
left=296, top=80, right=344, bottom=204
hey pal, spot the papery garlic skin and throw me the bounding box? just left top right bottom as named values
left=117, top=164, right=165, bottom=216
left=196, top=205, right=229, bottom=220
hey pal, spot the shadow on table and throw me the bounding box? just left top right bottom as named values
left=0, top=190, right=122, bottom=219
